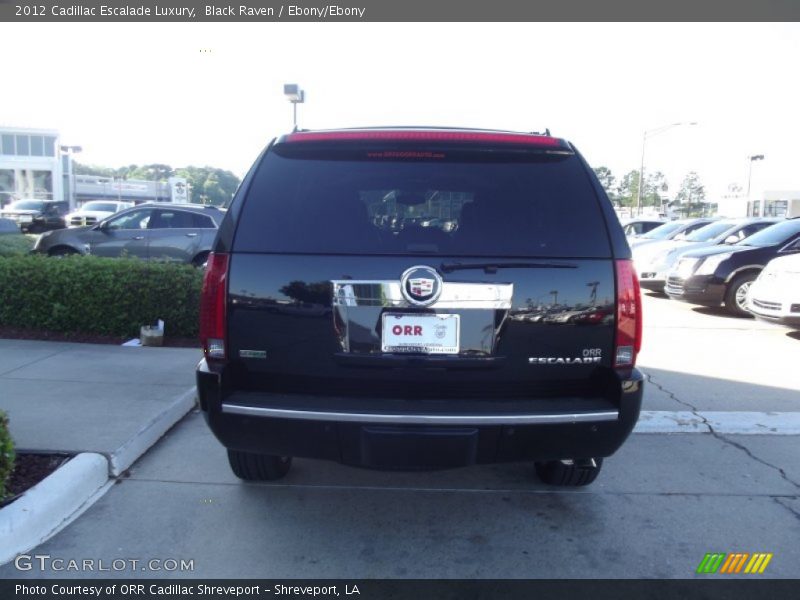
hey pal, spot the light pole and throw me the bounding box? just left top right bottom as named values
left=59, top=145, right=82, bottom=210
left=636, top=122, right=697, bottom=216
left=746, top=154, right=765, bottom=204
left=283, top=83, right=305, bottom=130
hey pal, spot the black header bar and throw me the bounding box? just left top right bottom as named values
left=2, top=0, right=800, bottom=22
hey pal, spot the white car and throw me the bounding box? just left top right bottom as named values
left=66, top=200, right=133, bottom=227
left=746, top=253, right=800, bottom=327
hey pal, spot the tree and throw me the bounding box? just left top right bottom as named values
left=674, top=172, right=710, bottom=217
left=616, top=170, right=640, bottom=208
left=592, top=166, right=617, bottom=202
left=74, top=162, right=241, bottom=206
left=643, top=171, right=668, bottom=209
left=174, top=166, right=239, bottom=206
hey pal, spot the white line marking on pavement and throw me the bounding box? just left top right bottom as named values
left=635, top=411, right=800, bottom=435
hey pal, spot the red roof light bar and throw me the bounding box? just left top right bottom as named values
left=284, top=130, right=565, bottom=148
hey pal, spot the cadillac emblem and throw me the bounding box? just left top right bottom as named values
left=400, top=265, right=443, bottom=307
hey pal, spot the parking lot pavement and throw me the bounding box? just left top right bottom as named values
left=0, top=339, right=199, bottom=474
left=1, top=294, right=798, bottom=578
left=1, top=411, right=798, bottom=579
left=638, top=293, right=800, bottom=413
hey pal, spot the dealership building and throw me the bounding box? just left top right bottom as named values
left=1, top=125, right=189, bottom=209
left=0, top=126, right=63, bottom=208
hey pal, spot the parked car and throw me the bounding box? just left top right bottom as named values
left=0, top=218, right=18, bottom=234
left=0, top=199, right=68, bottom=233
left=32, top=203, right=224, bottom=266
left=634, top=218, right=780, bottom=292
left=197, top=127, right=644, bottom=487
left=620, top=217, right=666, bottom=238
left=665, top=218, right=800, bottom=316
left=745, top=253, right=800, bottom=327
left=628, top=217, right=718, bottom=249
left=66, top=200, right=133, bottom=227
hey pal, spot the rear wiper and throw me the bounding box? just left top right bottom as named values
left=440, top=261, right=578, bottom=274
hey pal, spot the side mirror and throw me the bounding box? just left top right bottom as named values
left=723, top=235, right=739, bottom=244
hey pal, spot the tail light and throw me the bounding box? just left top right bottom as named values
left=200, top=252, right=229, bottom=362
left=614, top=259, right=643, bottom=369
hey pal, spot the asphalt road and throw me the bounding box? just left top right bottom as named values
left=2, top=293, right=798, bottom=579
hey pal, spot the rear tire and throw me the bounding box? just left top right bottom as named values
left=535, top=458, right=603, bottom=486
left=724, top=273, right=757, bottom=317
left=192, top=252, right=210, bottom=269
left=227, top=450, right=292, bottom=481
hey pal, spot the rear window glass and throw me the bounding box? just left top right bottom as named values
left=233, top=149, right=611, bottom=258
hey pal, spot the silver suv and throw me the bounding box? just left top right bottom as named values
left=32, top=203, right=224, bottom=266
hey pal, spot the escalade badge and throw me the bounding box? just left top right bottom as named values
left=400, top=266, right=443, bottom=307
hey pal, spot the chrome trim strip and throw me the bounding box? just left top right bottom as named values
left=332, top=280, right=513, bottom=309
left=221, top=403, right=618, bottom=425
left=724, top=265, right=764, bottom=283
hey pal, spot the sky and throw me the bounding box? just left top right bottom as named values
left=2, top=22, right=799, bottom=200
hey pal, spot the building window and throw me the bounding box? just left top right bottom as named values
left=765, top=200, right=788, bottom=217
left=44, top=136, right=56, bottom=157
left=0, top=170, right=14, bottom=207
left=30, top=136, right=44, bottom=156
left=16, top=135, right=30, bottom=155
left=752, top=200, right=761, bottom=217
left=17, top=169, right=53, bottom=199
left=1, top=134, right=14, bottom=156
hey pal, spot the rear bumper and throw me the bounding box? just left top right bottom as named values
left=197, top=360, right=643, bottom=469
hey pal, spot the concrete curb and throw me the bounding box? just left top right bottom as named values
left=0, top=453, right=109, bottom=565
left=109, top=387, right=196, bottom=476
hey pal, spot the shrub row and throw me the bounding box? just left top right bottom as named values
left=0, top=255, right=203, bottom=338
left=0, top=234, right=34, bottom=257
left=0, top=410, right=13, bottom=501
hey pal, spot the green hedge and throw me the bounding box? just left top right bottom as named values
left=0, top=410, right=13, bottom=501
left=0, top=255, right=203, bottom=338
left=0, top=234, right=34, bottom=257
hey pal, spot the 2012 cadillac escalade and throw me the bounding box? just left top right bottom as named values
left=197, top=128, right=644, bottom=486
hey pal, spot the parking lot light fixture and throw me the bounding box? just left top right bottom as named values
left=636, top=122, right=697, bottom=216
left=283, top=83, right=305, bottom=130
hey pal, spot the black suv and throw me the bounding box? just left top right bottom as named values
left=665, top=218, right=800, bottom=316
left=0, top=199, right=68, bottom=233
left=197, top=128, right=644, bottom=486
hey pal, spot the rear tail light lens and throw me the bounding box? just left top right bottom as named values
left=200, top=252, right=229, bottom=362
left=614, top=259, right=643, bottom=369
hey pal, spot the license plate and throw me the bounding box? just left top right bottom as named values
left=381, top=313, right=460, bottom=354
left=19, top=215, right=32, bottom=223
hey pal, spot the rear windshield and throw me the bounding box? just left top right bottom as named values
left=233, top=148, right=611, bottom=258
